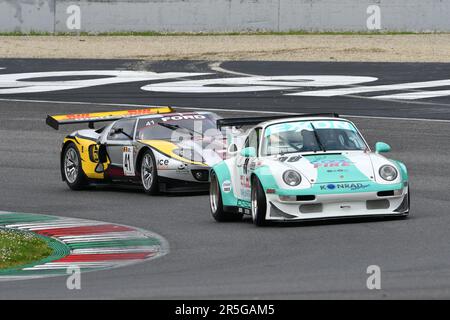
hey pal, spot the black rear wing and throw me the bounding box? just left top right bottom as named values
left=216, top=113, right=339, bottom=130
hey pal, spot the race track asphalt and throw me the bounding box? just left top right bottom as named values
left=0, top=60, right=450, bottom=299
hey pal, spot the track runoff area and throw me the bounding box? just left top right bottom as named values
left=0, top=60, right=450, bottom=307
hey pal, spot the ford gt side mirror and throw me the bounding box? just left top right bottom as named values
left=111, top=128, right=123, bottom=135
left=375, top=142, right=391, bottom=153
left=240, top=147, right=256, bottom=157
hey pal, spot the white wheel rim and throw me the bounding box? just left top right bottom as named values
left=210, top=177, right=219, bottom=213
left=251, top=184, right=258, bottom=221
left=64, top=147, right=79, bottom=184
left=141, top=154, right=154, bottom=190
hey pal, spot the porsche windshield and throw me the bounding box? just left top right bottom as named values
left=262, top=120, right=368, bottom=156
left=135, top=113, right=218, bottom=140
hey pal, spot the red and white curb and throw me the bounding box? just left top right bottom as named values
left=0, top=211, right=169, bottom=280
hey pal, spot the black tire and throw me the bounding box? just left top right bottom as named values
left=251, top=176, right=268, bottom=226
left=210, top=172, right=243, bottom=222
left=62, top=142, right=88, bottom=190
left=140, top=149, right=159, bottom=195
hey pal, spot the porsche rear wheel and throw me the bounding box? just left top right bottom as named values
left=210, top=172, right=242, bottom=222
left=141, top=149, right=159, bottom=195
left=63, top=142, right=87, bottom=190
left=251, top=176, right=268, bottom=226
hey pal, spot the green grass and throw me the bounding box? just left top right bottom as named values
left=0, top=30, right=444, bottom=37
left=0, top=228, right=52, bottom=269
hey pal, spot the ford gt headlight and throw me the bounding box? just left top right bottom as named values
left=379, top=165, right=398, bottom=181
left=283, top=170, right=302, bottom=186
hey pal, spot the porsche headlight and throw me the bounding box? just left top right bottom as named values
left=283, top=170, right=302, bottom=186
left=379, top=165, right=398, bottom=181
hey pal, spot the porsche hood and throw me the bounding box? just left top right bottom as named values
left=270, top=151, right=376, bottom=184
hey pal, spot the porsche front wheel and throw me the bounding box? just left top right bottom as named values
left=210, top=172, right=242, bottom=222
left=63, top=142, right=87, bottom=190
left=251, top=177, right=268, bottom=226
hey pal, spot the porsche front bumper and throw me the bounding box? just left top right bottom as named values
left=265, top=186, right=409, bottom=221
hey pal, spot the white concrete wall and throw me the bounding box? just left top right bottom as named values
left=1, top=0, right=450, bottom=33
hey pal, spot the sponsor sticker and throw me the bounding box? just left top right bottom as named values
left=320, top=183, right=370, bottom=191
left=158, top=159, right=170, bottom=168
left=288, top=155, right=302, bottom=162
left=222, top=180, right=232, bottom=193
left=160, top=114, right=206, bottom=122
left=312, top=159, right=352, bottom=168
left=326, top=169, right=348, bottom=173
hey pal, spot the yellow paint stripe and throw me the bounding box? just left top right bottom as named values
left=139, top=140, right=207, bottom=166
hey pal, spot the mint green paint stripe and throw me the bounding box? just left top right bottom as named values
left=393, top=160, right=409, bottom=181
left=237, top=200, right=251, bottom=209
left=67, top=238, right=161, bottom=249
left=0, top=213, right=58, bottom=225
left=212, top=161, right=238, bottom=207
left=0, top=231, right=70, bottom=275
left=253, top=166, right=279, bottom=190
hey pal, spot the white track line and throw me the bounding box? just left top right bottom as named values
left=374, top=89, right=450, bottom=100
left=209, top=61, right=260, bottom=77
left=72, top=247, right=159, bottom=254
left=1, top=97, right=450, bottom=123
left=211, top=61, right=450, bottom=107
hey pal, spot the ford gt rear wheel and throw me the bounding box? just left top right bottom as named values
left=63, top=142, right=87, bottom=190
left=141, top=150, right=159, bottom=195
left=251, top=177, right=268, bottom=226
left=210, top=172, right=242, bottom=222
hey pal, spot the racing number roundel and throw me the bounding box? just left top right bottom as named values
left=123, top=146, right=135, bottom=176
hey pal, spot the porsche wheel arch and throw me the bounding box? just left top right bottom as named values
left=250, top=168, right=276, bottom=192
left=250, top=173, right=259, bottom=186
left=394, top=160, right=409, bottom=181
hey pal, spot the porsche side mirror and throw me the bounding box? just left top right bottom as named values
left=240, top=147, right=256, bottom=157
left=375, top=142, right=391, bottom=153
left=228, top=143, right=238, bottom=154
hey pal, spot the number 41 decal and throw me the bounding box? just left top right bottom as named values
left=123, top=146, right=135, bottom=176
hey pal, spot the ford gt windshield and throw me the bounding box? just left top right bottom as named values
left=135, top=113, right=218, bottom=140
left=262, top=120, right=368, bottom=156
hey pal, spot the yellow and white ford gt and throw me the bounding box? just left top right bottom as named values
left=47, top=107, right=225, bottom=194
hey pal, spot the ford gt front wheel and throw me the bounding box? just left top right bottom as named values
left=140, top=149, right=159, bottom=195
